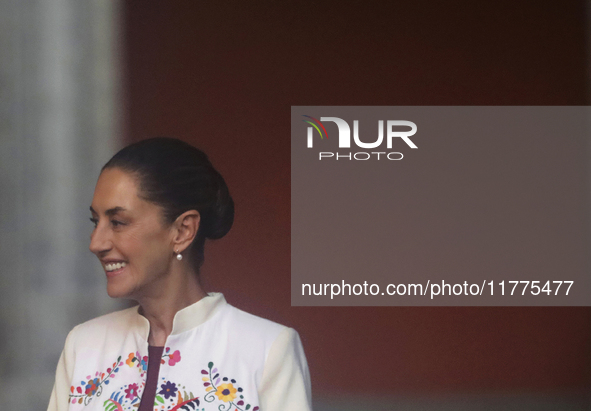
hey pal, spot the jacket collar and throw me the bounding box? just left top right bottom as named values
left=133, top=292, right=227, bottom=340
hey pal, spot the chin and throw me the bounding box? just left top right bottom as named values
left=106, top=279, right=135, bottom=299
left=106, top=287, right=129, bottom=299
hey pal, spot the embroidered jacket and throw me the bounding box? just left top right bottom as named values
left=47, top=293, right=312, bottom=411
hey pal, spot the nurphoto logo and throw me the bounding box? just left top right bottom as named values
left=303, top=115, right=418, bottom=160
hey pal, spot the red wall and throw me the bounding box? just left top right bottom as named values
left=122, top=1, right=590, bottom=396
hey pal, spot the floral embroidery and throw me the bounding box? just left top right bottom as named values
left=202, top=361, right=259, bottom=411
left=100, top=351, right=150, bottom=410
left=85, top=378, right=100, bottom=396
left=161, top=347, right=181, bottom=366
left=153, top=382, right=199, bottom=411
left=68, top=351, right=148, bottom=409
left=102, top=379, right=146, bottom=411
left=69, top=356, right=123, bottom=406
left=103, top=348, right=186, bottom=410
left=123, top=383, right=139, bottom=400
left=124, top=353, right=134, bottom=367
left=125, top=351, right=148, bottom=375
left=159, top=381, right=178, bottom=400
left=72, top=350, right=259, bottom=411
left=103, top=387, right=143, bottom=411
left=215, top=383, right=237, bottom=402
left=144, top=350, right=206, bottom=410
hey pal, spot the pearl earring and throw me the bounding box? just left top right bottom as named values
left=176, top=250, right=183, bottom=261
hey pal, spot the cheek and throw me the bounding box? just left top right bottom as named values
left=126, top=228, right=171, bottom=265
left=120, top=231, right=144, bottom=258
left=138, top=241, right=172, bottom=280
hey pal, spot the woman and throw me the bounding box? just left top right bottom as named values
left=47, top=137, right=311, bottom=411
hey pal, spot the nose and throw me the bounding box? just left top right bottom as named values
left=89, top=223, right=112, bottom=256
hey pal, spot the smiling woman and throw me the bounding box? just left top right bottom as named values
left=47, top=138, right=311, bottom=411
left=89, top=168, right=198, bottom=302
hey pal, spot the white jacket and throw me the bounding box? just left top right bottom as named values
left=47, top=293, right=312, bottom=411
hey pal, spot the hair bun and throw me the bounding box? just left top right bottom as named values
left=102, top=137, right=235, bottom=269
left=202, top=169, right=234, bottom=240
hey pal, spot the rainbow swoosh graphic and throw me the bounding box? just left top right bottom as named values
left=302, top=115, right=328, bottom=139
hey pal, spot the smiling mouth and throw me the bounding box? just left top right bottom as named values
left=104, top=262, right=127, bottom=272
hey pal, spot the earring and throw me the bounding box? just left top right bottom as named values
left=175, top=250, right=183, bottom=261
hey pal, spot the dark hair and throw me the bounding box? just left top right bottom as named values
left=102, top=137, right=234, bottom=269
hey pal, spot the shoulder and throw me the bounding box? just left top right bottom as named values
left=67, top=305, right=140, bottom=345
left=209, top=303, right=309, bottom=392
left=204, top=301, right=297, bottom=360
left=222, top=304, right=287, bottom=340
left=210, top=303, right=289, bottom=353
left=74, top=305, right=138, bottom=332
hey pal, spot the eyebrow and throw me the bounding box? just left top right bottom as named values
left=89, top=206, right=127, bottom=217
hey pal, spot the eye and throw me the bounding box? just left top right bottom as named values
left=89, top=217, right=98, bottom=228
left=111, top=220, right=125, bottom=228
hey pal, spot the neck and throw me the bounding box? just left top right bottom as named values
left=137, top=264, right=207, bottom=346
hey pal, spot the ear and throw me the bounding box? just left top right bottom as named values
left=172, top=210, right=200, bottom=253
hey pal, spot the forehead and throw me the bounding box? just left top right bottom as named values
left=91, top=168, right=147, bottom=213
